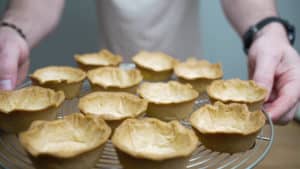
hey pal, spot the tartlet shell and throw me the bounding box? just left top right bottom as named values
left=112, top=118, right=199, bottom=161
left=30, top=66, right=86, bottom=99
left=174, top=59, right=223, bottom=80
left=87, top=67, right=143, bottom=94
left=19, top=113, right=111, bottom=169
left=112, top=118, right=198, bottom=169
left=79, top=92, right=148, bottom=129
left=175, top=59, right=223, bottom=94
left=0, top=86, right=65, bottom=133
left=137, top=81, right=198, bottom=121
left=132, top=51, right=178, bottom=81
left=137, top=81, right=198, bottom=105
left=207, top=79, right=267, bottom=111
left=74, top=49, right=122, bottom=71
left=190, top=102, right=265, bottom=153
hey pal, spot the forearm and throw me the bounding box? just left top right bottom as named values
left=2, top=0, right=64, bottom=48
left=221, top=0, right=279, bottom=37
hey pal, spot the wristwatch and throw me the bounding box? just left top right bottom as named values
left=243, top=17, right=295, bottom=54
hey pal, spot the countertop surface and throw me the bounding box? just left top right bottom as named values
left=257, top=121, right=300, bottom=169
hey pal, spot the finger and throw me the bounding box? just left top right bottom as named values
left=17, top=59, right=30, bottom=86
left=265, top=86, right=278, bottom=103
left=252, top=55, right=278, bottom=100
left=264, top=81, right=300, bottom=122
left=276, top=102, right=299, bottom=125
left=0, top=48, right=19, bottom=90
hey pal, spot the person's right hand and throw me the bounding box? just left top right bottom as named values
left=0, top=26, right=30, bottom=90
left=247, top=23, right=300, bottom=124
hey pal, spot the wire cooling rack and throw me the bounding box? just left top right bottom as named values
left=0, top=64, right=274, bottom=169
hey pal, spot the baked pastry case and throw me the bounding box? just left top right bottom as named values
left=0, top=63, right=274, bottom=169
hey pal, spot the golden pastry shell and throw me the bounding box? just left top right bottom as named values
left=190, top=101, right=266, bottom=135
left=74, top=49, right=122, bottom=67
left=0, top=86, right=65, bottom=114
left=132, top=51, right=178, bottom=72
left=137, top=81, right=199, bottom=105
left=79, top=92, right=148, bottom=121
left=19, top=113, right=111, bottom=158
left=87, top=67, right=143, bottom=89
left=30, top=66, right=86, bottom=85
left=207, top=79, right=267, bottom=104
left=174, top=58, right=223, bottom=80
left=112, top=118, right=199, bottom=161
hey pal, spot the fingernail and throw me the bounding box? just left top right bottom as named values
left=0, top=80, right=13, bottom=90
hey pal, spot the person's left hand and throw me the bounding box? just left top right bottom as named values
left=248, top=23, right=300, bottom=124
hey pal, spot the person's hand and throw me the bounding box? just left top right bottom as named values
left=248, top=23, right=300, bottom=124
left=0, top=26, right=30, bottom=90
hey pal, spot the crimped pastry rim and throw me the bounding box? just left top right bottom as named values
left=0, top=86, right=65, bottom=114
left=207, top=79, right=267, bottom=103
left=30, top=66, right=86, bottom=84
left=132, top=51, right=178, bottom=72
left=190, top=102, right=266, bottom=135
left=74, top=49, right=122, bottom=67
left=87, top=67, right=143, bottom=89
left=137, top=81, right=199, bottom=105
left=79, top=91, right=148, bottom=121
left=112, top=118, right=199, bottom=161
left=19, top=113, right=111, bottom=158
left=174, top=59, right=223, bottom=80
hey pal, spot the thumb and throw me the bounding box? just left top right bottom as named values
left=251, top=55, right=278, bottom=100
left=0, top=49, right=19, bottom=90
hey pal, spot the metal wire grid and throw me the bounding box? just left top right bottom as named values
left=0, top=64, right=274, bottom=169
left=0, top=116, right=273, bottom=169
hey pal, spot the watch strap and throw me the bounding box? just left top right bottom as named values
left=243, top=17, right=295, bottom=54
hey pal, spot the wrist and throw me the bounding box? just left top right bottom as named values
left=1, top=22, right=26, bottom=40
left=0, top=26, right=30, bottom=57
left=256, top=22, right=290, bottom=43
left=243, top=17, right=295, bottom=54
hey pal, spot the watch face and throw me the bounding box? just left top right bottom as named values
left=287, top=24, right=295, bottom=45
left=250, top=26, right=259, bottom=34
left=288, top=34, right=295, bottom=44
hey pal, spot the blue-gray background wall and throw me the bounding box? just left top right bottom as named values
left=1, top=0, right=300, bottom=80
